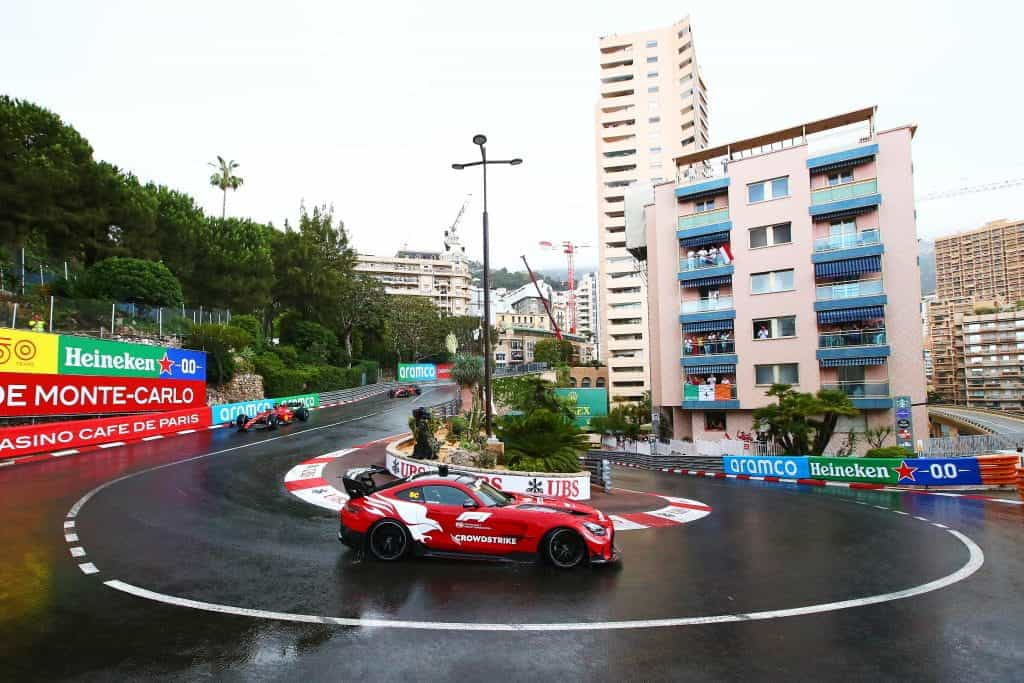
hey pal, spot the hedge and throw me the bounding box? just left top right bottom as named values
left=253, top=352, right=379, bottom=397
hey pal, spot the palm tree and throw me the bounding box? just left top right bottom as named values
left=208, top=156, right=244, bottom=218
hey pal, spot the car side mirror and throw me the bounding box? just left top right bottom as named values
left=463, top=500, right=478, bottom=508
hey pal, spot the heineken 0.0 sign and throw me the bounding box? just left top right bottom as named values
left=554, top=388, right=608, bottom=427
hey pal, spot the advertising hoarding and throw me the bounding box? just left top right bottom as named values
left=397, top=363, right=438, bottom=382
left=0, top=329, right=59, bottom=375
left=553, top=388, right=609, bottom=427
left=723, top=455, right=810, bottom=478
left=721, top=455, right=984, bottom=486
left=0, top=373, right=206, bottom=417
left=209, top=393, right=320, bottom=424
left=0, top=407, right=211, bottom=459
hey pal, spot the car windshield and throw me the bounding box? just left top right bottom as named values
left=471, top=479, right=513, bottom=507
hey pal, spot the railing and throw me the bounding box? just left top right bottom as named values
left=818, top=329, right=886, bottom=348
left=683, top=341, right=735, bottom=355
left=427, top=396, right=462, bottom=420
left=679, top=254, right=732, bottom=272
left=820, top=380, right=890, bottom=398
left=682, top=383, right=737, bottom=400
left=677, top=207, right=729, bottom=230
left=493, top=362, right=549, bottom=377
left=681, top=296, right=734, bottom=314
left=810, top=178, right=878, bottom=205
left=813, top=229, right=880, bottom=253
left=578, top=454, right=613, bottom=493
left=918, top=433, right=1024, bottom=458
left=815, top=278, right=884, bottom=300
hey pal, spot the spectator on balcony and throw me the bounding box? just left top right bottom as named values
left=697, top=248, right=709, bottom=265
left=721, top=376, right=731, bottom=385
left=703, top=247, right=717, bottom=266
left=684, top=336, right=694, bottom=355
left=757, top=324, right=770, bottom=340
left=706, top=373, right=717, bottom=386
left=719, top=330, right=731, bottom=353
left=704, top=332, right=716, bottom=354
left=687, top=250, right=696, bottom=270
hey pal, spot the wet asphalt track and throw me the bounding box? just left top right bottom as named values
left=1, top=384, right=1022, bottom=681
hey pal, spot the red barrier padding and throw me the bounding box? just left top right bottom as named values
left=0, top=407, right=212, bottom=459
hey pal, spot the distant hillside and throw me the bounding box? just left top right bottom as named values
left=468, top=262, right=595, bottom=291
left=919, top=240, right=936, bottom=295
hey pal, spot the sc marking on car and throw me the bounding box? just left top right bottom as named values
left=339, top=464, right=618, bottom=569
left=235, top=402, right=310, bottom=431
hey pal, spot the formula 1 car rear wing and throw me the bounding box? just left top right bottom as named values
left=341, top=465, right=390, bottom=498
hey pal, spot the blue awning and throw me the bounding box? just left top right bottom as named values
left=682, top=274, right=732, bottom=288
left=684, top=364, right=736, bottom=374
left=816, top=305, right=885, bottom=324
left=814, top=256, right=881, bottom=278
left=680, top=231, right=730, bottom=248
left=820, top=357, right=887, bottom=367
left=683, top=319, right=733, bottom=333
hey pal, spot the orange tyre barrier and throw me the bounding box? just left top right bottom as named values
left=975, top=455, right=1021, bottom=486
left=1017, top=466, right=1023, bottom=498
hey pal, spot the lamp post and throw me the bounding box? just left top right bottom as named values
left=452, top=134, right=522, bottom=437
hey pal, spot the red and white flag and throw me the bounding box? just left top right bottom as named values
left=719, top=243, right=733, bottom=264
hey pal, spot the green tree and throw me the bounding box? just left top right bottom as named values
left=144, top=183, right=207, bottom=287
left=451, top=353, right=485, bottom=406
left=533, top=338, right=575, bottom=365
left=208, top=156, right=243, bottom=219
left=188, top=217, right=274, bottom=310
left=381, top=295, right=446, bottom=363
left=80, top=257, right=183, bottom=306
left=183, top=323, right=253, bottom=385
left=444, top=315, right=496, bottom=356
left=753, top=384, right=858, bottom=456
left=272, top=204, right=356, bottom=324
left=496, top=409, right=588, bottom=473
left=228, top=314, right=263, bottom=348
left=335, top=274, right=387, bottom=366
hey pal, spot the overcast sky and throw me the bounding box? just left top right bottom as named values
left=2, top=0, right=1022, bottom=271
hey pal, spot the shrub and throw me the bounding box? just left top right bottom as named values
left=80, top=257, right=184, bottom=307
left=865, top=446, right=914, bottom=458
left=183, top=323, right=253, bottom=385
left=272, top=345, right=300, bottom=367
left=448, top=415, right=469, bottom=437
left=229, top=314, right=263, bottom=348
left=279, top=315, right=337, bottom=363
left=495, top=409, right=588, bottom=473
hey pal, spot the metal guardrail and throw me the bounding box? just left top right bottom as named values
left=318, top=382, right=400, bottom=404
left=578, top=454, right=612, bottom=493
left=426, top=397, right=462, bottom=420
left=493, top=362, right=549, bottom=377
left=590, top=450, right=726, bottom=473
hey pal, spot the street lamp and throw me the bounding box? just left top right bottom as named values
left=452, top=134, right=522, bottom=437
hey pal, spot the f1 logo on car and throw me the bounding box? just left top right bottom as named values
left=456, top=511, right=492, bottom=523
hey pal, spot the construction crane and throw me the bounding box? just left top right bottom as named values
left=521, top=254, right=562, bottom=340
left=538, top=240, right=591, bottom=334
left=444, top=193, right=471, bottom=261
left=916, top=177, right=1024, bottom=202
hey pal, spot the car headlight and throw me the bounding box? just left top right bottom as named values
left=583, top=521, right=606, bottom=536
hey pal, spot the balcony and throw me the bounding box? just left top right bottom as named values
left=676, top=207, right=731, bottom=240
left=678, top=263, right=733, bottom=287
left=808, top=179, right=881, bottom=221
left=811, top=229, right=884, bottom=264
left=817, top=329, right=890, bottom=364
left=820, top=381, right=892, bottom=409
left=806, top=143, right=878, bottom=171
left=674, top=176, right=730, bottom=201
left=682, top=382, right=739, bottom=409
left=681, top=296, right=734, bottom=314
left=813, top=278, right=886, bottom=312
left=682, top=340, right=736, bottom=357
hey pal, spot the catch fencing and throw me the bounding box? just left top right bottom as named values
left=577, top=453, right=613, bottom=492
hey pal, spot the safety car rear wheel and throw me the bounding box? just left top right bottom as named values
left=368, top=520, right=410, bottom=561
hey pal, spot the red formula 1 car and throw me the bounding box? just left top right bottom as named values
left=388, top=384, right=422, bottom=398
left=339, top=465, right=617, bottom=569
left=235, top=402, right=310, bottom=431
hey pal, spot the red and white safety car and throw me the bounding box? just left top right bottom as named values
left=339, top=465, right=618, bottom=569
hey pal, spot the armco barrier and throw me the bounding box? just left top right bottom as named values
left=210, top=393, right=319, bottom=424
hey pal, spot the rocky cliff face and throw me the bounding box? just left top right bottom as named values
left=206, top=373, right=265, bottom=405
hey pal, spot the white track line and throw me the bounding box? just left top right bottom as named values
left=101, top=529, right=983, bottom=632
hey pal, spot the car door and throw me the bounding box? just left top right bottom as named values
left=422, top=484, right=477, bottom=552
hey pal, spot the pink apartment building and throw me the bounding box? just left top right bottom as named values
left=637, top=107, right=926, bottom=450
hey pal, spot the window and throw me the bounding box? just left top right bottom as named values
left=749, top=223, right=792, bottom=248
left=650, top=161, right=663, bottom=169
left=581, top=377, right=592, bottom=388
left=648, top=116, right=661, bottom=124
left=830, top=219, right=855, bottom=238
left=649, top=146, right=662, bottom=154
left=395, top=487, right=423, bottom=502
left=569, top=377, right=577, bottom=387
left=648, top=86, right=659, bottom=93
left=695, top=198, right=715, bottom=213
left=646, top=56, right=658, bottom=63
left=750, top=269, right=794, bottom=294
left=596, top=377, right=606, bottom=388
left=753, top=316, right=796, bottom=340
left=423, top=485, right=475, bottom=507
left=705, top=411, right=726, bottom=431
left=755, top=363, right=799, bottom=385
left=647, top=71, right=658, bottom=78
left=747, top=176, right=789, bottom=203
left=838, top=366, right=864, bottom=384
left=646, top=39, right=658, bottom=48
left=827, top=169, right=854, bottom=186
